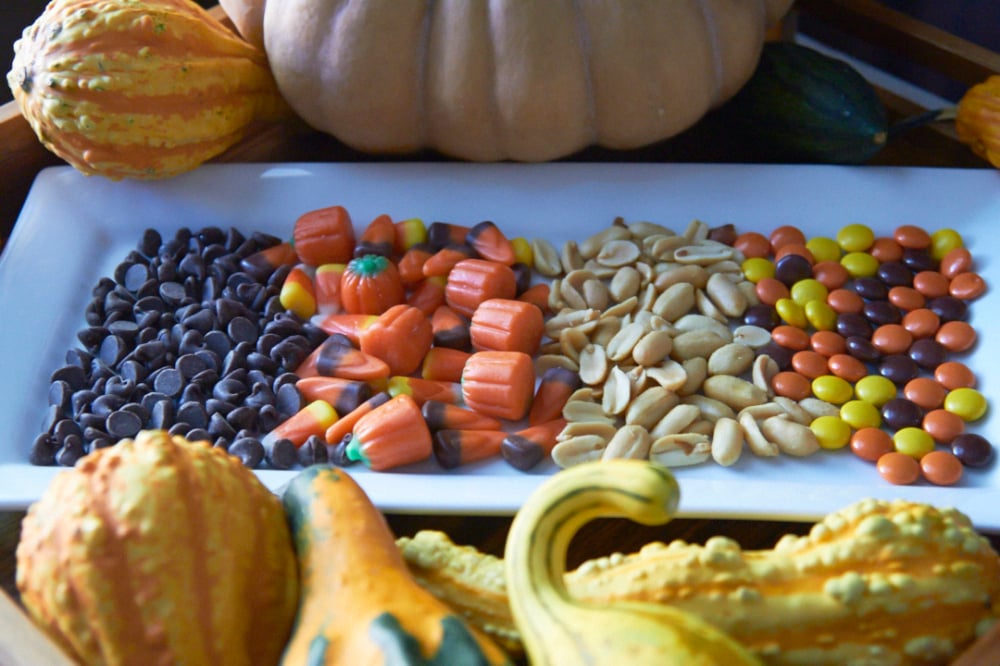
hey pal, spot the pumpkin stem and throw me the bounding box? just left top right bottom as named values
left=888, top=107, right=957, bottom=139
left=349, top=254, right=391, bottom=278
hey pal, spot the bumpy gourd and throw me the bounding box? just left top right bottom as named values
left=955, top=75, right=1000, bottom=169
left=218, top=0, right=793, bottom=162
left=504, top=459, right=761, bottom=665
left=401, top=496, right=1000, bottom=665
left=280, top=464, right=511, bottom=665
left=16, top=430, right=299, bottom=666
left=7, top=0, right=288, bottom=180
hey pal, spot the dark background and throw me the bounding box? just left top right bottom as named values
left=2, top=1, right=999, bottom=106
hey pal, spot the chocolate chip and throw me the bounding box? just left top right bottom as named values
left=50, top=364, right=88, bottom=391
left=153, top=367, right=184, bottom=397
left=56, top=434, right=87, bottom=466
left=298, top=435, right=329, bottom=467
left=208, top=412, right=237, bottom=440
left=138, top=228, right=162, bottom=257
left=106, top=409, right=143, bottom=439
left=230, top=437, right=265, bottom=468
left=265, top=437, right=297, bottom=470
left=149, top=399, right=174, bottom=430
left=177, top=401, right=208, bottom=429
left=275, top=383, right=304, bottom=418
left=29, top=434, right=58, bottom=465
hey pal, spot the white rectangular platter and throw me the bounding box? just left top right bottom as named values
left=1, top=163, right=998, bottom=529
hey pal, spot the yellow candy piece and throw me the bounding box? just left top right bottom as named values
left=944, top=387, right=988, bottom=421
left=840, top=251, right=879, bottom=278
left=836, top=223, right=875, bottom=252
left=741, top=257, right=775, bottom=283
left=775, top=298, right=807, bottom=328
left=840, top=399, right=882, bottom=430
left=806, top=236, right=842, bottom=263
left=811, top=415, right=852, bottom=450
left=854, top=375, right=897, bottom=407
left=812, top=375, right=854, bottom=405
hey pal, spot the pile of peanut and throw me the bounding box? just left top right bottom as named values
left=530, top=217, right=840, bottom=469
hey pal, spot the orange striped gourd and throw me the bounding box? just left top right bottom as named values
left=7, top=0, right=288, bottom=180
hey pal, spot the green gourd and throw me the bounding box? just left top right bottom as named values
left=717, top=41, right=889, bottom=164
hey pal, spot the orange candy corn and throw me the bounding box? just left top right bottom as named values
left=263, top=399, right=338, bottom=448
left=421, top=346, right=471, bottom=383
left=466, top=221, right=515, bottom=265
left=421, top=400, right=502, bottom=432
left=432, top=429, right=506, bottom=469
left=295, top=376, right=372, bottom=415
left=528, top=366, right=581, bottom=426
left=295, top=334, right=390, bottom=382
left=430, top=305, right=471, bottom=350
left=240, top=241, right=297, bottom=281
left=324, top=391, right=391, bottom=445
left=279, top=265, right=317, bottom=319
left=388, top=376, right=463, bottom=405
left=354, top=213, right=396, bottom=258
left=315, top=313, right=378, bottom=345
left=502, top=418, right=567, bottom=471
left=346, top=394, right=432, bottom=471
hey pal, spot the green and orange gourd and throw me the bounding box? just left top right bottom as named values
left=280, top=464, right=511, bottom=665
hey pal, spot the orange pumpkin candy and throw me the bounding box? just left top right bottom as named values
left=340, top=253, right=406, bottom=314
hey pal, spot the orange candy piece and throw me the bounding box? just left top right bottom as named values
left=827, top=353, right=867, bottom=382
left=466, top=221, right=516, bottom=265
left=949, top=272, right=987, bottom=300
left=903, top=377, right=948, bottom=410
left=935, top=320, right=977, bottom=352
left=871, top=324, right=912, bottom=355
left=771, top=325, right=811, bottom=351
left=359, top=304, right=434, bottom=376
left=470, top=298, right=544, bottom=354
left=293, top=205, right=356, bottom=265
left=461, top=351, right=535, bottom=421
left=346, top=394, right=432, bottom=471
left=771, top=371, right=812, bottom=400
left=340, top=254, right=405, bottom=315
left=444, top=259, right=517, bottom=318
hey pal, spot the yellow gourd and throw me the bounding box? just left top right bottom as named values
left=16, top=430, right=299, bottom=666
left=503, top=459, right=761, bottom=665
left=955, top=74, right=1000, bottom=168
left=7, top=0, right=288, bottom=180
left=400, top=493, right=1000, bottom=665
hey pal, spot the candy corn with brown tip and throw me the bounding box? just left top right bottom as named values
left=433, top=429, right=506, bottom=469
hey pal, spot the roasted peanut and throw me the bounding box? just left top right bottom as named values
left=551, top=435, right=608, bottom=468
left=760, top=415, right=821, bottom=457
left=702, top=375, right=768, bottom=411
left=649, top=433, right=711, bottom=467
left=707, top=342, right=755, bottom=377
left=625, top=386, right=680, bottom=430
left=601, top=425, right=652, bottom=460
left=649, top=404, right=701, bottom=439
left=711, top=417, right=744, bottom=466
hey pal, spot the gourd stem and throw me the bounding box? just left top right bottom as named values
left=888, top=107, right=957, bottom=139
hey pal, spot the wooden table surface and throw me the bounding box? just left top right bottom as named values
left=2, top=2, right=1000, bottom=662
